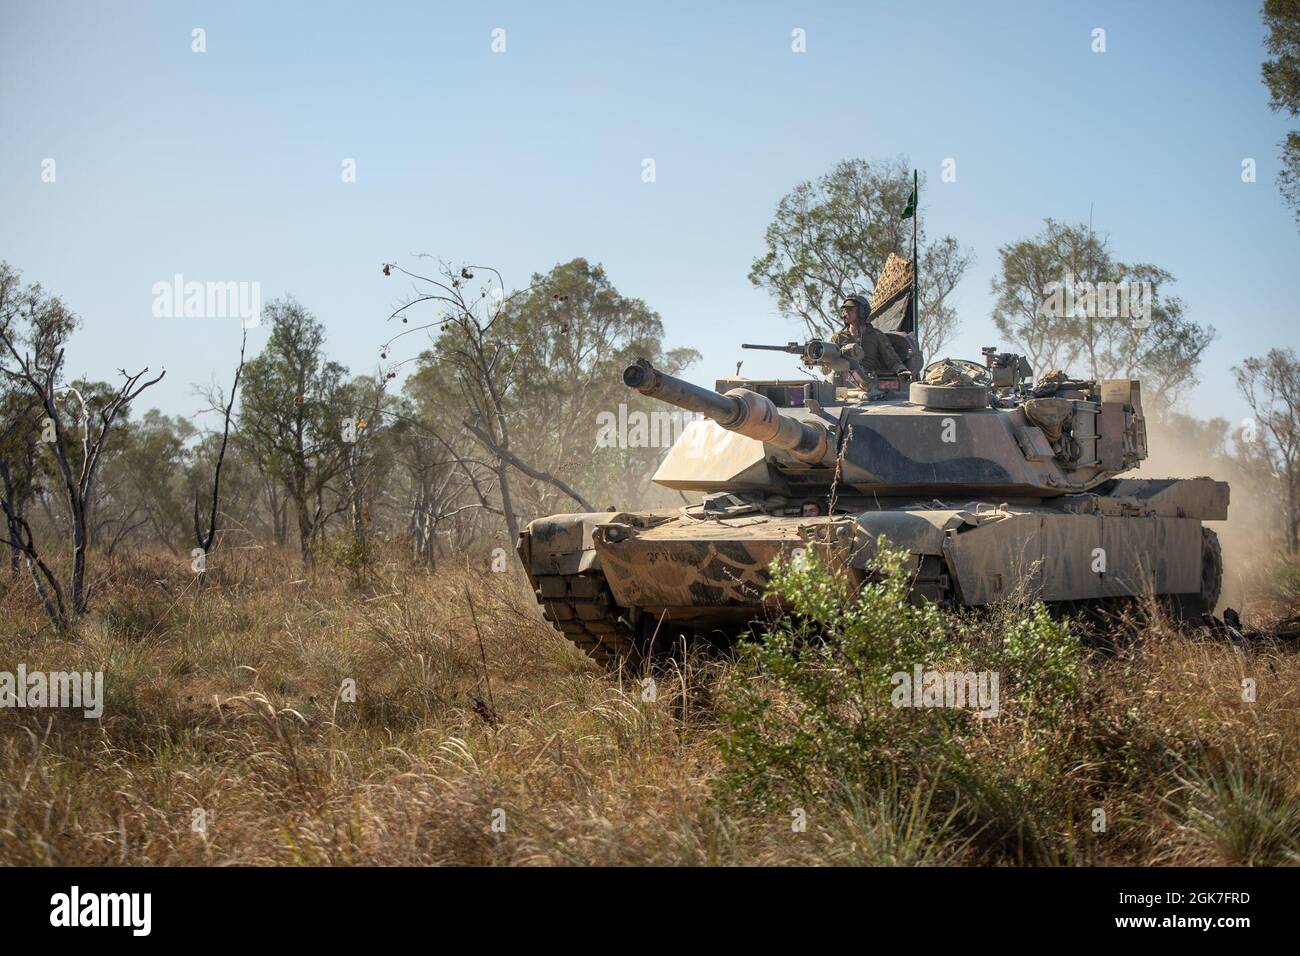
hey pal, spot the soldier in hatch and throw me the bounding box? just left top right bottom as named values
left=834, top=295, right=911, bottom=386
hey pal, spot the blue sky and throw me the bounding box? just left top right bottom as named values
left=1, top=0, right=1295, bottom=429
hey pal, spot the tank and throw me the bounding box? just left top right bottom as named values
left=517, top=345, right=1228, bottom=664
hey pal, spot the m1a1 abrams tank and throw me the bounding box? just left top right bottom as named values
left=517, top=346, right=1228, bottom=664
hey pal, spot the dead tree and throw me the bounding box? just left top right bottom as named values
left=194, top=328, right=248, bottom=565
left=381, top=260, right=593, bottom=560
left=0, top=325, right=164, bottom=626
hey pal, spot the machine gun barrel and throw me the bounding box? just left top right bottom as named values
left=622, top=358, right=830, bottom=464
left=743, top=339, right=862, bottom=376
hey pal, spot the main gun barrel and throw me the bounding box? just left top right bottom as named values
left=623, top=358, right=830, bottom=464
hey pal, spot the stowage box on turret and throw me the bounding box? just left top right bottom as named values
left=518, top=343, right=1227, bottom=664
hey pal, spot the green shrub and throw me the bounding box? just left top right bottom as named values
left=990, top=602, right=1082, bottom=719
left=718, top=541, right=959, bottom=807
left=717, top=539, right=1085, bottom=833
left=318, top=532, right=375, bottom=588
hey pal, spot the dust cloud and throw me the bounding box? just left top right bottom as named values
left=1140, top=418, right=1273, bottom=614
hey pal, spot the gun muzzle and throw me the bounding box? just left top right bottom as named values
left=623, top=359, right=830, bottom=463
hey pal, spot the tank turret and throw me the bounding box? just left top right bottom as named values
left=624, top=353, right=1154, bottom=499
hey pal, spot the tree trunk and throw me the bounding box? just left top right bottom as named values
left=70, top=493, right=88, bottom=614
left=296, top=497, right=313, bottom=565
left=0, top=463, right=21, bottom=576
left=1284, top=476, right=1294, bottom=556
left=496, top=462, right=521, bottom=558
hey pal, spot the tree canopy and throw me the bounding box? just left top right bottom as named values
left=990, top=219, right=1214, bottom=414
left=1263, top=0, right=1300, bottom=227
left=748, top=157, right=972, bottom=355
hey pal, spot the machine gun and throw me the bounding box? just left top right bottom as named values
left=741, top=339, right=913, bottom=395
left=742, top=338, right=867, bottom=378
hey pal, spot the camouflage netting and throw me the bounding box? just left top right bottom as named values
left=868, top=252, right=914, bottom=312
left=922, top=360, right=975, bottom=387
left=1023, top=398, right=1074, bottom=442
left=1032, top=369, right=1091, bottom=397
left=1023, top=396, right=1083, bottom=462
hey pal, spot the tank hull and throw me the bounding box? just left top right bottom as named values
left=519, top=479, right=1227, bottom=662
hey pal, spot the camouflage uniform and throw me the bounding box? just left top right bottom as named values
left=835, top=295, right=908, bottom=377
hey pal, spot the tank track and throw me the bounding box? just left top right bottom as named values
left=535, top=572, right=639, bottom=665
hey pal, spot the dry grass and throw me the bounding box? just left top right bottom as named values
left=0, top=546, right=1297, bottom=866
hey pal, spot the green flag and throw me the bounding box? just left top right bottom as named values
left=901, top=174, right=917, bottom=220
